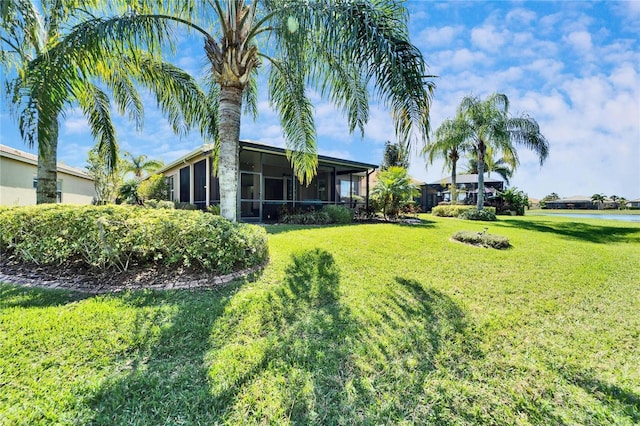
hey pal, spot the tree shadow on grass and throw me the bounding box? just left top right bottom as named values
left=556, top=364, right=640, bottom=423
left=0, top=283, right=90, bottom=309
left=84, top=283, right=244, bottom=425
left=203, top=248, right=357, bottom=423
left=263, top=219, right=435, bottom=235
left=499, top=218, right=640, bottom=244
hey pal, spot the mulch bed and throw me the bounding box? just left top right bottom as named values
left=0, top=257, right=265, bottom=294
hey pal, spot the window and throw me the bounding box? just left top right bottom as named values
left=166, top=175, right=175, bottom=201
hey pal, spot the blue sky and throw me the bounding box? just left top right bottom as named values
left=1, top=0, right=639, bottom=200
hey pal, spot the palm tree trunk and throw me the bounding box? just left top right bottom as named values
left=218, top=84, right=243, bottom=222
left=476, top=143, right=485, bottom=210
left=450, top=159, right=457, bottom=205
left=36, top=119, right=59, bottom=204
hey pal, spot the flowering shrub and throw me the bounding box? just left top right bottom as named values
left=0, top=205, right=268, bottom=274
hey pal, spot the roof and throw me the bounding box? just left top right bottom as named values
left=546, top=195, right=593, bottom=203
left=156, top=140, right=378, bottom=174
left=429, top=173, right=504, bottom=185
left=0, top=144, right=92, bottom=180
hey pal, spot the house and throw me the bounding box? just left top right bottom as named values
left=0, top=144, right=96, bottom=206
left=627, top=199, right=640, bottom=209
left=419, top=174, right=505, bottom=212
left=544, top=195, right=594, bottom=209
left=155, top=140, right=377, bottom=221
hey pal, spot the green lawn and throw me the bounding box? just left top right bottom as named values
left=1, top=214, right=639, bottom=425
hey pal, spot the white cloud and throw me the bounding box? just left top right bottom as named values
left=417, top=25, right=464, bottom=48
left=506, top=8, right=537, bottom=25
left=471, top=25, right=509, bottom=51
left=565, top=31, right=593, bottom=52
left=62, top=109, right=90, bottom=135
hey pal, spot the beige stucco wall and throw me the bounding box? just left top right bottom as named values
left=0, top=156, right=96, bottom=206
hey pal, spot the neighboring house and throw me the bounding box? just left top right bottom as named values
left=626, top=199, right=640, bottom=208
left=544, top=195, right=594, bottom=209
left=0, top=144, right=96, bottom=206
left=419, top=174, right=505, bottom=212
left=155, top=140, right=377, bottom=221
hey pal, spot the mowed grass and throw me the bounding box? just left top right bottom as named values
left=1, top=214, right=639, bottom=425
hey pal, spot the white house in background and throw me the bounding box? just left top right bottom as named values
left=627, top=199, right=640, bottom=209
left=0, top=144, right=96, bottom=206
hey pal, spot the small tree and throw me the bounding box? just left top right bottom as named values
left=609, top=195, right=619, bottom=209
left=591, top=193, right=605, bottom=210
left=138, top=174, right=170, bottom=202
left=371, top=166, right=419, bottom=220
left=540, top=192, right=560, bottom=209
left=86, top=147, right=124, bottom=204
left=500, top=187, right=529, bottom=215
left=381, top=141, right=409, bottom=170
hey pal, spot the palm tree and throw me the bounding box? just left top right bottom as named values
left=371, top=166, right=419, bottom=220
left=422, top=117, right=471, bottom=205
left=444, top=93, right=549, bottom=209
left=59, top=0, right=434, bottom=221
left=1, top=1, right=211, bottom=203
left=591, top=193, right=605, bottom=210
left=465, top=153, right=515, bottom=185
left=124, top=152, right=164, bottom=178
left=609, top=195, right=619, bottom=209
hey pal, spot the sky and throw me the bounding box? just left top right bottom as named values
left=1, top=0, right=639, bottom=200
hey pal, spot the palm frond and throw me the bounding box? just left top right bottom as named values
left=267, top=56, right=317, bottom=185
left=75, top=81, right=118, bottom=168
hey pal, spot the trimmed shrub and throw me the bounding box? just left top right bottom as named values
left=0, top=205, right=268, bottom=274
left=281, top=211, right=332, bottom=225
left=458, top=208, right=497, bottom=221
left=452, top=231, right=510, bottom=249
left=143, top=199, right=174, bottom=209
left=431, top=204, right=496, bottom=217
left=321, top=205, right=354, bottom=224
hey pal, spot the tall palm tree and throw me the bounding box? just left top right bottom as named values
left=1, top=1, right=211, bottom=203
left=59, top=0, right=434, bottom=221
left=422, top=116, right=471, bottom=205
left=124, top=152, right=165, bottom=178
left=446, top=93, right=549, bottom=209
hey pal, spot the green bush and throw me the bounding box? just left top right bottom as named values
left=281, top=211, right=331, bottom=225
left=174, top=202, right=198, bottom=210
left=0, top=205, right=268, bottom=274
left=452, top=230, right=510, bottom=249
left=432, top=205, right=473, bottom=217
left=138, top=174, right=170, bottom=201
left=458, top=208, right=497, bottom=221
left=207, top=204, right=221, bottom=215
left=321, top=205, right=354, bottom=224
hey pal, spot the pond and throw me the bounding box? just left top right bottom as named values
left=535, top=213, right=640, bottom=223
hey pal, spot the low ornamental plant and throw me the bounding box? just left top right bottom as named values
left=452, top=230, right=511, bottom=249
left=0, top=204, right=268, bottom=274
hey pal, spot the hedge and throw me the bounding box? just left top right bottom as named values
left=0, top=205, right=268, bottom=274
left=432, top=205, right=496, bottom=217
